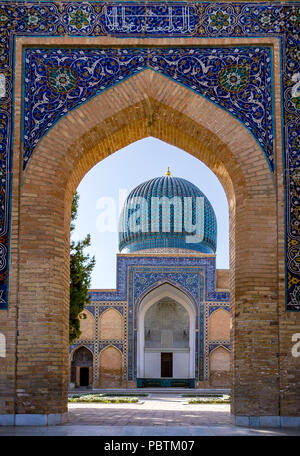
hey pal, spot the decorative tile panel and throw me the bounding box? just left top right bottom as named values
left=23, top=46, right=273, bottom=172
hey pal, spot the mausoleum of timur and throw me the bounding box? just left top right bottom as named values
left=70, top=170, right=231, bottom=389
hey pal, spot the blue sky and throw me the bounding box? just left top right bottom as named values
left=72, top=137, right=229, bottom=289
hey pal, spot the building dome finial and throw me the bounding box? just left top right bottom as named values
left=166, top=167, right=171, bottom=176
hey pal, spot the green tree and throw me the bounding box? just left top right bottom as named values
left=69, top=191, right=96, bottom=343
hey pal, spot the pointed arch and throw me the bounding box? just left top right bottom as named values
left=209, top=308, right=231, bottom=341
left=136, top=279, right=198, bottom=316
left=98, top=345, right=123, bottom=387
left=209, top=345, right=231, bottom=387
left=70, top=344, right=94, bottom=364
left=98, top=308, right=123, bottom=340
left=13, top=67, right=278, bottom=415
left=77, top=309, right=95, bottom=340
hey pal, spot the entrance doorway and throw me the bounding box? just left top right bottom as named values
left=71, top=346, right=93, bottom=388
left=80, top=367, right=89, bottom=387
left=161, top=353, right=173, bottom=378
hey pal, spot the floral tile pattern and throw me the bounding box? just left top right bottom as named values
left=23, top=47, right=273, bottom=173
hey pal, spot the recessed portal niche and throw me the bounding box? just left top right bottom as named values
left=71, top=346, right=93, bottom=388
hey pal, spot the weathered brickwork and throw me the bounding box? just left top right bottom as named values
left=0, top=1, right=298, bottom=425
left=98, top=346, right=123, bottom=388
left=216, top=270, right=230, bottom=290
left=209, top=347, right=231, bottom=387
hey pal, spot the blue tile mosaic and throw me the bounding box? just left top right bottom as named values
left=86, top=254, right=229, bottom=381
left=209, top=342, right=230, bottom=353
left=0, top=1, right=297, bottom=312
left=119, top=175, right=217, bottom=254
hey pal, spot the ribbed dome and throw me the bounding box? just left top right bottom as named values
left=119, top=173, right=217, bottom=254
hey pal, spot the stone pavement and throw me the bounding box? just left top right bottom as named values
left=66, top=394, right=232, bottom=426
left=0, top=394, right=299, bottom=436
left=1, top=424, right=300, bottom=436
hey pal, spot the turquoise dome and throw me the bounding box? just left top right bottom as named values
left=119, top=173, right=217, bottom=254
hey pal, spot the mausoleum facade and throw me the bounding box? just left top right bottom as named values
left=70, top=171, right=231, bottom=388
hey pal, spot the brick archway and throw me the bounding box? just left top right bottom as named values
left=12, top=69, right=278, bottom=422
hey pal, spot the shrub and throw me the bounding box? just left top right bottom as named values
left=68, top=394, right=139, bottom=403
left=187, top=395, right=230, bottom=404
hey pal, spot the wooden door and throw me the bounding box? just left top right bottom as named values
left=161, top=352, right=173, bottom=377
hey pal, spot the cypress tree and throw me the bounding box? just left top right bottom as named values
left=69, top=191, right=95, bottom=343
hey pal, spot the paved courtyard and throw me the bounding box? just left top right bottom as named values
left=0, top=394, right=299, bottom=436
left=66, top=394, right=231, bottom=426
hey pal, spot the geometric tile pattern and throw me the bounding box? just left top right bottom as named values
left=0, top=2, right=298, bottom=311
left=72, top=300, right=128, bottom=382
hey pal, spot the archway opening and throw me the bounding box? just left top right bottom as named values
left=72, top=137, right=229, bottom=289
left=70, top=137, right=229, bottom=391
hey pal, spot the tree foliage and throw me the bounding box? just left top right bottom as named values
left=69, top=191, right=95, bottom=343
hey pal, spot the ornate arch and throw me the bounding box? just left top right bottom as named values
left=137, top=282, right=196, bottom=379
left=135, top=279, right=198, bottom=317
left=14, top=69, right=278, bottom=418
left=70, top=344, right=94, bottom=363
